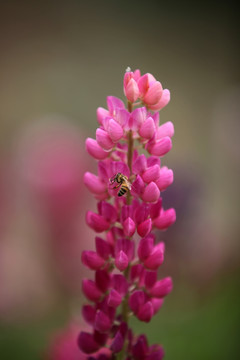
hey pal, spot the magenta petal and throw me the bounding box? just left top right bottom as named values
left=82, top=304, right=96, bottom=326
left=95, top=269, right=111, bottom=292
left=131, top=175, right=145, bottom=196
left=86, top=211, right=110, bottom=232
left=151, top=298, right=164, bottom=315
left=82, top=279, right=102, bottom=302
left=129, top=290, right=146, bottom=314
left=85, top=138, right=109, bottom=160
left=112, top=274, right=128, bottom=295
left=110, top=330, right=124, bottom=353
left=137, top=301, right=153, bottom=322
left=139, top=117, right=156, bottom=139
left=149, top=198, right=162, bottom=219
left=110, top=161, right=130, bottom=179
left=96, top=128, right=114, bottom=151
left=123, top=217, right=136, bottom=237
left=108, top=119, right=124, bottom=142
left=98, top=201, right=118, bottom=223
left=84, top=172, right=106, bottom=194
left=130, top=264, right=145, bottom=282
left=137, top=218, right=152, bottom=237
left=144, top=271, right=157, bottom=289
left=132, top=154, right=147, bottom=174
left=154, top=208, right=176, bottom=230
left=95, top=237, right=113, bottom=259
left=78, top=331, right=100, bottom=354
left=108, top=289, right=122, bottom=308
left=144, top=242, right=165, bottom=270
left=132, top=334, right=148, bottom=359
left=95, top=310, right=112, bottom=333
left=142, top=182, right=160, bottom=203
left=148, top=136, right=172, bottom=157
left=115, top=250, right=129, bottom=271
left=149, top=277, right=173, bottom=298
left=137, top=235, right=154, bottom=261
left=142, top=165, right=161, bottom=183
left=115, top=238, right=134, bottom=261
left=147, top=156, right=161, bottom=168
left=134, top=203, right=150, bottom=224
left=81, top=250, right=105, bottom=270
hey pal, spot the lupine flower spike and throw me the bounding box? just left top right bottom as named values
left=81, top=68, right=176, bottom=359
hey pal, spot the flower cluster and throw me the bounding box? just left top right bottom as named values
left=79, top=68, right=176, bottom=360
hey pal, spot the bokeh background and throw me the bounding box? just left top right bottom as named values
left=0, top=1, right=239, bottom=359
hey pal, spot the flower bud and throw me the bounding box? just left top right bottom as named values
left=137, top=235, right=154, bottom=261
left=156, top=121, right=174, bottom=139
left=125, top=78, right=139, bottom=103
left=82, top=304, right=96, bottom=326
left=143, top=81, right=163, bottom=105
left=143, top=242, right=165, bottom=270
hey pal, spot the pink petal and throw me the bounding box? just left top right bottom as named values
left=143, top=81, right=163, bottom=105
left=129, top=290, right=146, bottom=314
left=108, top=119, right=124, bottom=142
left=149, top=88, right=170, bottom=111
left=107, top=96, right=125, bottom=113
left=132, top=154, right=147, bottom=174
left=141, top=164, right=161, bottom=183
left=115, top=250, right=129, bottom=271
left=78, top=331, right=100, bottom=354
left=155, top=167, right=174, bottom=191
left=82, top=279, right=102, bottom=302
left=137, top=301, right=153, bottom=322
left=85, top=138, right=109, bottom=160
left=142, top=182, right=160, bottom=203
left=148, top=136, right=172, bottom=157
left=108, top=289, right=122, bottom=308
left=96, top=107, right=109, bottom=125
left=95, top=237, right=113, bottom=259
left=96, top=128, right=114, bottom=151
left=137, top=235, right=154, bottom=261
left=84, top=172, right=106, bottom=194
left=125, top=78, right=139, bottom=103
left=139, top=117, right=156, bottom=139
left=81, top=250, right=105, bottom=270
left=131, top=175, right=145, bottom=196
left=137, top=218, right=152, bottom=237
left=156, top=121, right=174, bottom=139
left=144, top=242, right=165, bottom=270
left=130, top=107, right=147, bottom=131
left=86, top=211, right=110, bottom=232
left=123, top=217, right=136, bottom=237
left=95, top=310, right=112, bottom=333
left=154, top=208, right=176, bottom=230
left=149, top=277, right=173, bottom=298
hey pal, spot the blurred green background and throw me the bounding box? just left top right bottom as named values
left=0, top=1, right=239, bottom=359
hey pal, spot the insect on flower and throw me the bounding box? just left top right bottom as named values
left=109, top=173, right=131, bottom=197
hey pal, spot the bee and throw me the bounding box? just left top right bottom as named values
left=109, top=173, right=131, bottom=197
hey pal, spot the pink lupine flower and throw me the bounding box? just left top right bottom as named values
left=78, top=69, right=175, bottom=359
